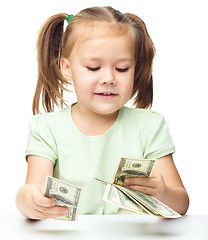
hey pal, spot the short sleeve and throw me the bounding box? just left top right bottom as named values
left=25, top=115, right=58, bottom=164
left=143, top=112, right=175, bottom=159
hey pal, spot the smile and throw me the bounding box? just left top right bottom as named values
left=95, top=92, right=117, bottom=96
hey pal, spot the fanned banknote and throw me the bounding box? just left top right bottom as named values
left=95, top=157, right=181, bottom=218
left=45, top=176, right=82, bottom=221
left=103, top=183, right=147, bottom=215
left=116, top=184, right=181, bottom=218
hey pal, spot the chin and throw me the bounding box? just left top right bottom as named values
left=94, top=106, right=120, bottom=116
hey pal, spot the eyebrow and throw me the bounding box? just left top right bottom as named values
left=81, top=57, right=134, bottom=63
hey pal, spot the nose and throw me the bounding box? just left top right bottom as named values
left=100, top=68, right=115, bottom=85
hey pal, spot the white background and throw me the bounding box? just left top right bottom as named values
left=0, top=0, right=207, bottom=215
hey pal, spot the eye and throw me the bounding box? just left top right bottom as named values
left=86, top=67, right=100, bottom=72
left=115, top=68, right=129, bottom=72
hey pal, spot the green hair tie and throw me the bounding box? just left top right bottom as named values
left=66, top=14, right=74, bottom=23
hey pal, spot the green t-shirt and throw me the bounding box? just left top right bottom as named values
left=26, top=105, right=175, bottom=214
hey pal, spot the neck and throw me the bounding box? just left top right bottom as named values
left=71, top=103, right=119, bottom=136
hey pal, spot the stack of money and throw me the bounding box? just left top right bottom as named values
left=95, top=157, right=181, bottom=218
left=45, top=176, right=82, bottom=221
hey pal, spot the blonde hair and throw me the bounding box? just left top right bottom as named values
left=33, top=6, right=155, bottom=114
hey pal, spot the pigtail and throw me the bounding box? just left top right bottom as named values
left=33, top=13, right=69, bottom=114
left=125, top=13, right=155, bottom=109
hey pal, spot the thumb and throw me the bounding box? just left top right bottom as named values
left=32, top=184, right=56, bottom=207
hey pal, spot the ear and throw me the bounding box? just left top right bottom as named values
left=60, top=58, right=72, bottom=80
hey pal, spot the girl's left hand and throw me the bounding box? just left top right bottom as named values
left=124, top=174, right=167, bottom=202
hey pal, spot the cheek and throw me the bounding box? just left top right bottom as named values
left=123, top=73, right=134, bottom=93
left=73, top=74, right=96, bottom=95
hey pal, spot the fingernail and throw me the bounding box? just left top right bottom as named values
left=125, top=178, right=130, bottom=185
left=63, top=208, right=68, bottom=216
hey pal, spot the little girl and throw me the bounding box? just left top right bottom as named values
left=16, top=6, right=189, bottom=219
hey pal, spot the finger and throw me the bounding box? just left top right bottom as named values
left=32, top=206, right=69, bottom=220
left=31, top=187, right=56, bottom=207
left=124, top=177, right=157, bottom=188
left=36, top=196, right=56, bottom=207
left=36, top=205, right=69, bottom=216
left=126, top=185, right=156, bottom=196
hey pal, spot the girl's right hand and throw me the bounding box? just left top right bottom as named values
left=16, top=184, right=69, bottom=220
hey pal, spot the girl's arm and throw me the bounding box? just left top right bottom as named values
left=16, top=155, right=68, bottom=219
left=124, top=154, right=189, bottom=215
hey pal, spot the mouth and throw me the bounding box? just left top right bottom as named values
left=95, top=92, right=117, bottom=96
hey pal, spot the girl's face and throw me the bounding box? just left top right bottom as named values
left=62, top=30, right=135, bottom=118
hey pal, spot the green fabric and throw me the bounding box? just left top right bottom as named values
left=26, top=105, right=175, bottom=214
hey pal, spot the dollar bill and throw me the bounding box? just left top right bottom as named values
left=45, top=176, right=82, bottom=221
left=95, top=178, right=155, bottom=215
left=113, top=157, right=156, bottom=186
left=103, top=183, right=147, bottom=215
left=116, top=185, right=181, bottom=218
left=95, top=177, right=181, bottom=218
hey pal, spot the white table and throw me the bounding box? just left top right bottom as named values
left=1, top=214, right=207, bottom=240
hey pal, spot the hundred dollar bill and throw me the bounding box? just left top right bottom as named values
left=95, top=177, right=181, bottom=218
left=95, top=178, right=152, bottom=215
left=45, top=176, right=82, bottom=221
left=113, top=157, right=156, bottom=186
left=103, top=183, right=147, bottom=215
left=116, top=185, right=181, bottom=218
